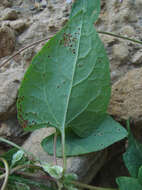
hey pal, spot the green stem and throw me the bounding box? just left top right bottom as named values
left=0, top=137, right=40, bottom=163
left=53, top=132, right=58, bottom=165
left=98, top=31, right=142, bottom=45
left=61, top=132, right=66, bottom=172
left=0, top=157, right=9, bottom=190
left=71, top=181, right=118, bottom=190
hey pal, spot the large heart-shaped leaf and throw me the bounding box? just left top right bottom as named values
left=17, top=0, right=110, bottom=138
left=41, top=115, right=127, bottom=156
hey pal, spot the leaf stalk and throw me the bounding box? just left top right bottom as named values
left=53, top=132, right=58, bottom=165
left=61, top=132, right=67, bottom=172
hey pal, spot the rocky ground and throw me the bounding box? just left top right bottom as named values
left=0, top=0, right=142, bottom=188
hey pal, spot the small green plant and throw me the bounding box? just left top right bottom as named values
left=1, top=0, right=142, bottom=189
left=1, top=122, right=142, bottom=190
left=116, top=120, right=142, bottom=190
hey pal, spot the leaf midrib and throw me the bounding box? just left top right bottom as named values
left=61, top=13, right=84, bottom=132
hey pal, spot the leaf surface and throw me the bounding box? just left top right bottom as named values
left=17, top=0, right=110, bottom=137
left=41, top=115, right=127, bottom=156
left=138, top=166, right=142, bottom=185
left=116, top=177, right=142, bottom=190
left=9, top=175, right=53, bottom=190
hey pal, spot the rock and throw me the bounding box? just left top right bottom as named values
left=100, top=35, right=116, bottom=46
left=111, top=71, right=120, bottom=81
left=0, top=26, right=15, bottom=58
left=95, top=0, right=142, bottom=83
left=23, top=128, right=107, bottom=183
left=18, top=1, right=70, bottom=45
left=34, top=0, right=47, bottom=10
left=0, top=116, right=27, bottom=156
left=18, top=21, right=50, bottom=45
left=0, top=67, right=25, bottom=120
left=132, top=50, right=142, bottom=65
left=112, top=43, right=129, bottom=62
left=0, top=117, right=23, bottom=140
left=108, top=68, right=142, bottom=125
left=0, top=0, right=12, bottom=8
left=135, top=0, right=142, bottom=11
left=10, top=19, right=29, bottom=33
left=2, top=8, right=18, bottom=20
left=120, top=25, right=135, bottom=37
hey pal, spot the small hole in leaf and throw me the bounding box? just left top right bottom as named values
left=98, top=132, right=104, bottom=136
left=78, top=64, right=83, bottom=68
left=117, top=128, right=121, bottom=132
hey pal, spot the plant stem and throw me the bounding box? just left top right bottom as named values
left=0, top=37, right=52, bottom=69
left=0, top=137, right=26, bottom=152
left=97, top=31, right=142, bottom=45
left=61, top=132, right=66, bottom=172
left=0, top=164, right=42, bottom=180
left=0, top=157, right=9, bottom=190
left=71, top=181, right=118, bottom=190
left=13, top=171, right=57, bottom=182
left=53, top=132, right=58, bottom=165
left=0, top=137, right=39, bottom=162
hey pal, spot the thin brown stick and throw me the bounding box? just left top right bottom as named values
left=0, top=37, right=51, bottom=69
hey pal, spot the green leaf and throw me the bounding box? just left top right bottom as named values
left=123, top=127, right=142, bottom=177
left=7, top=182, right=30, bottom=190
left=11, top=150, right=24, bottom=167
left=0, top=148, right=18, bottom=167
left=42, top=163, right=63, bottom=179
left=64, top=173, right=78, bottom=183
left=64, top=184, right=79, bottom=190
left=15, top=182, right=30, bottom=190
left=17, top=0, right=110, bottom=139
left=138, top=166, right=142, bottom=185
left=41, top=115, right=127, bottom=156
left=64, top=173, right=78, bottom=190
left=9, top=175, right=53, bottom=190
left=70, top=0, right=100, bottom=22
left=6, top=184, right=17, bottom=190
left=116, top=177, right=142, bottom=190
